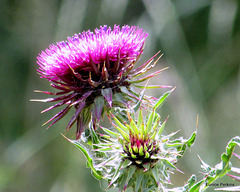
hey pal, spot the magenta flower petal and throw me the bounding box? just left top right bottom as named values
left=37, top=25, right=148, bottom=81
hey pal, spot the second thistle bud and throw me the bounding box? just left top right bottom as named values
left=93, top=88, right=196, bottom=191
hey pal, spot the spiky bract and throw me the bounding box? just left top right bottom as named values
left=34, top=25, right=166, bottom=139
left=92, top=91, right=196, bottom=191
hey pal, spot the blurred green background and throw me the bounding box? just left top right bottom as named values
left=0, top=0, right=239, bottom=191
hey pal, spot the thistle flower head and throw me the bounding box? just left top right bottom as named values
left=93, top=90, right=196, bottom=191
left=37, top=25, right=147, bottom=82
left=34, top=25, right=167, bottom=139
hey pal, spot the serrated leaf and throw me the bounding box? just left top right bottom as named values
left=63, top=136, right=103, bottom=180
left=190, top=136, right=240, bottom=191
left=168, top=175, right=197, bottom=192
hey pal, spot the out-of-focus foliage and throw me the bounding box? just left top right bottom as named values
left=0, top=0, right=239, bottom=191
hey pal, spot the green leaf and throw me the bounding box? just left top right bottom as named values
left=89, top=123, right=100, bottom=145
left=198, top=155, right=212, bottom=172
left=120, top=86, right=139, bottom=101
left=133, top=86, right=146, bottom=112
left=125, top=166, right=137, bottom=187
left=150, top=116, right=161, bottom=139
left=118, top=171, right=128, bottom=190
left=189, top=180, right=205, bottom=192
left=184, top=175, right=197, bottom=191
left=157, top=117, right=168, bottom=137
left=151, top=166, right=159, bottom=185
left=112, top=92, right=128, bottom=106
left=100, top=126, right=119, bottom=139
left=162, top=159, right=177, bottom=170
left=137, top=108, right=143, bottom=128
left=188, top=136, right=240, bottom=191
left=114, top=126, right=129, bottom=142
left=130, top=118, right=139, bottom=135
left=146, top=110, right=155, bottom=133
left=186, top=131, right=197, bottom=147
left=108, top=161, right=124, bottom=188
left=121, top=159, right=132, bottom=169
left=133, top=84, right=172, bottom=89
left=168, top=175, right=198, bottom=192
left=63, top=136, right=103, bottom=180
left=135, top=171, right=144, bottom=192
left=141, top=174, right=150, bottom=191
left=111, top=114, right=129, bottom=133
left=153, top=88, right=175, bottom=110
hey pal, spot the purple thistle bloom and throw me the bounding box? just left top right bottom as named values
left=37, top=25, right=147, bottom=82
left=34, top=25, right=164, bottom=139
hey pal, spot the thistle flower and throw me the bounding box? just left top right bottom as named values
left=34, top=25, right=167, bottom=139
left=92, top=90, right=196, bottom=191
